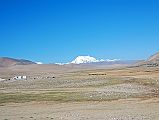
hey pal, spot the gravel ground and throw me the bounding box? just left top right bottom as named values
left=0, top=98, right=159, bottom=120
left=0, top=67, right=159, bottom=120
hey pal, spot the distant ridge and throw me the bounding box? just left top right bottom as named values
left=56, top=56, right=121, bottom=65
left=147, top=52, right=159, bottom=62
left=55, top=56, right=139, bottom=68
left=136, top=52, right=159, bottom=67
left=2, top=52, right=159, bottom=68
left=0, top=57, right=36, bottom=67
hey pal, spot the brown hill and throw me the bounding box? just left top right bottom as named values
left=0, top=57, right=36, bottom=67
left=136, top=52, right=159, bottom=67
left=147, top=52, right=159, bottom=62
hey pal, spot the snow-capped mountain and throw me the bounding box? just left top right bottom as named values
left=55, top=56, right=138, bottom=67
left=70, top=56, right=119, bottom=64
left=71, top=56, right=98, bottom=64
left=55, top=56, right=121, bottom=65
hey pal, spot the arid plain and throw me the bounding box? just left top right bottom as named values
left=0, top=63, right=159, bottom=120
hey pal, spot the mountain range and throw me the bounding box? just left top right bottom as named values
left=0, top=57, right=36, bottom=67
left=0, top=52, right=159, bottom=68
left=136, top=52, right=159, bottom=67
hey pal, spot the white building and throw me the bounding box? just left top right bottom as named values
left=0, top=78, right=5, bottom=81
left=22, top=76, right=27, bottom=79
left=13, top=76, right=27, bottom=80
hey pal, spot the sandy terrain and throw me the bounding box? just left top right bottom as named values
left=0, top=66, right=159, bottom=120
left=1, top=98, right=159, bottom=120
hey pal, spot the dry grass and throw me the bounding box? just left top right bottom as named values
left=0, top=67, right=159, bottom=105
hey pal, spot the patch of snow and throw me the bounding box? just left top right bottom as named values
left=36, top=62, right=43, bottom=64
left=55, top=62, right=69, bottom=65
left=105, top=59, right=120, bottom=62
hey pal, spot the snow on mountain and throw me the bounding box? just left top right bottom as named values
left=70, top=56, right=119, bottom=64
left=55, top=62, right=69, bottom=65
left=55, top=56, right=120, bottom=65
left=36, top=62, right=43, bottom=64
left=71, top=56, right=98, bottom=64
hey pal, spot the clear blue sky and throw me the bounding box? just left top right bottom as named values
left=0, top=0, right=159, bottom=63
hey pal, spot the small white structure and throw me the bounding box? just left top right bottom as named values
left=13, top=76, right=27, bottom=80
left=0, top=78, right=5, bottom=81
left=22, top=76, right=27, bottom=79
left=14, top=76, right=22, bottom=80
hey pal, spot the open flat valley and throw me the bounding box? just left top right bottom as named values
left=1, top=0, right=159, bottom=119
left=0, top=65, right=159, bottom=120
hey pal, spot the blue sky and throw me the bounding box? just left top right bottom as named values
left=0, top=0, right=159, bottom=63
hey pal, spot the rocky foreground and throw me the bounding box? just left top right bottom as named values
left=0, top=67, right=159, bottom=120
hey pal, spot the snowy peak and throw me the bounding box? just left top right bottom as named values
left=35, top=62, right=43, bottom=64
left=71, top=56, right=98, bottom=64
left=70, top=56, right=119, bottom=64
left=55, top=56, right=121, bottom=65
